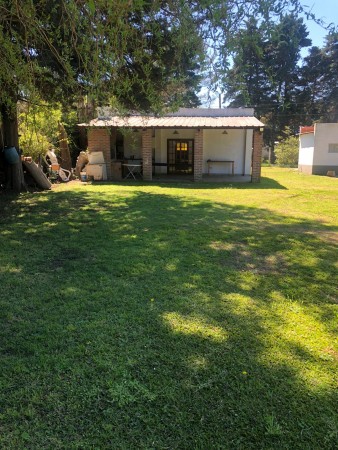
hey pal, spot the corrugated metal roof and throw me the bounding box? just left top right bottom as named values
left=79, top=114, right=264, bottom=129
left=299, top=126, right=314, bottom=135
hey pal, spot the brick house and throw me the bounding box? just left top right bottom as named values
left=78, top=108, right=264, bottom=182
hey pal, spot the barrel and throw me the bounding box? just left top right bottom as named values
left=3, top=147, right=20, bottom=164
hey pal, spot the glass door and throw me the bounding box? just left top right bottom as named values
left=167, top=139, right=194, bottom=174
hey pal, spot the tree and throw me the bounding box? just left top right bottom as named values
left=18, top=101, right=62, bottom=160
left=299, top=32, right=338, bottom=123
left=0, top=0, right=204, bottom=189
left=221, top=18, right=268, bottom=109
left=223, top=14, right=311, bottom=161
left=0, top=0, right=309, bottom=189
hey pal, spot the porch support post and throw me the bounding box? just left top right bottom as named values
left=194, top=129, right=203, bottom=181
left=251, top=128, right=263, bottom=183
left=142, top=128, right=152, bottom=181
left=87, top=127, right=111, bottom=179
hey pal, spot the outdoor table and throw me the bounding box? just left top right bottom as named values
left=206, top=159, right=234, bottom=175
left=122, top=164, right=142, bottom=180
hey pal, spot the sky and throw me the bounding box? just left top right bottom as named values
left=301, top=0, right=338, bottom=49
left=202, top=0, right=338, bottom=107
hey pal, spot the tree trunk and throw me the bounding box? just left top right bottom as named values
left=58, top=122, right=72, bottom=171
left=1, top=102, right=26, bottom=191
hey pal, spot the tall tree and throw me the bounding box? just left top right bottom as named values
left=0, top=0, right=205, bottom=189
left=299, top=32, right=338, bottom=123
left=223, top=14, right=311, bottom=159
left=0, top=0, right=308, bottom=188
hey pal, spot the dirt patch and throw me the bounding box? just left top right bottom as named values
left=312, top=231, right=338, bottom=245
left=322, top=347, right=338, bottom=361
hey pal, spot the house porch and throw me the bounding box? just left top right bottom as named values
left=86, top=126, right=263, bottom=183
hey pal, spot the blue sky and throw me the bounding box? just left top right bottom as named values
left=202, top=1, right=338, bottom=106
left=301, top=0, right=338, bottom=50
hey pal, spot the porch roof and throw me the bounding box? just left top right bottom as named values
left=78, top=108, right=264, bottom=129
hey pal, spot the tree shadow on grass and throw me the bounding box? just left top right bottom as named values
left=0, top=189, right=337, bottom=449
left=95, top=174, right=287, bottom=190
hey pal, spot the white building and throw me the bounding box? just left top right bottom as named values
left=299, top=124, right=338, bottom=175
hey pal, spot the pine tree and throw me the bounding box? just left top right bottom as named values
left=223, top=14, right=311, bottom=160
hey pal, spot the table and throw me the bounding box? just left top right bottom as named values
left=122, top=164, right=142, bottom=180
left=206, top=159, right=234, bottom=175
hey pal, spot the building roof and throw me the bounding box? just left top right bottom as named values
left=78, top=108, right=264, bottom=129
left=158, top=107, right=255, bottom=117
left=299, top=126, right=315, bottom=135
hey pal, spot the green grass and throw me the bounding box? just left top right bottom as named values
left=0, top=167, right=337, bottom=449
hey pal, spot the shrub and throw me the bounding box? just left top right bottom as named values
left=275, top=136, right=299, bottom=167
left=18, top=102, right=62, bottom=160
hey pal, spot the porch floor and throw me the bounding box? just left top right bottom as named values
left=151, top=174, right=252, bottom=183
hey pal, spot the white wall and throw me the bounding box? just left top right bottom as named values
left=298, top=133, right=314, bottom=165
left=203, top=129, right=252, bottom=175
left=153, top=128, right=253, bottom=175
left=313, top=123, right=338, bottom=166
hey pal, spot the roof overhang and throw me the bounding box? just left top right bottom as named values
left=79, top=115, right=264, bottom=129
left=299, top=126, right=315, bottom=135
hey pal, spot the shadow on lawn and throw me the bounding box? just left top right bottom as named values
left=95, top=175, right=287, bottom=190
left=0, top=189, right=337, bottom=449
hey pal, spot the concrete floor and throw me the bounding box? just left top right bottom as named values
left=151, top=174, right=252, bottom=183
left=202, top=174, right=252, bottom=183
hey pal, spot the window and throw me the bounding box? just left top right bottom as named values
left=328, top=144, right=338, bottom=153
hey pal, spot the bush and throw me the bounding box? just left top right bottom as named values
left=18, top=102, right=62, bottom=160
left=274, top=136, right=299, bottom=167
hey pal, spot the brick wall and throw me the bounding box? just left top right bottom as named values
left=194, top=129, right=203, bottom=181
left=87, top=127, right=111, bottom=179
left=142, top=129, right=153, bottom=181
left=252, top=129, right=263, bottom=183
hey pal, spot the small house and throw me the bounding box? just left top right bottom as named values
left=78, top=108, right=264, bottom=182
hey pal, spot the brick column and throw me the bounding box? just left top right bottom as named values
left=142, top=128, right=152, bottom=181
left=194, top=129, right=203, bottom=181
left=251, top=129, right=263, bottom=183
left=87, top=127, right=111, bottom=179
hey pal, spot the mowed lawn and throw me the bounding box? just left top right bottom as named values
left=0, top=167, right=337, bottom=449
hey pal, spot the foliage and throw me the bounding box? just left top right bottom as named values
left=18, top=102, right=62, bottom=160
left=17, top=99, right=79, bottom=162
left=0, top=0, right=206, bottom=115
left=275, top=135, right=299, bottom=166
left=0, top=168, right=337, bottom=449
left=223, top=14, right=312, bottom=153
left=299, top=32, right=338, bottom=123
left=221, top=15, right=338, bottom=163
left=0, top=0, right=322, bottom=189
left=0, top=0, right=313, bottom=115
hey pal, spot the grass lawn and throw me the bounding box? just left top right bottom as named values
left=0, top=167, right=337, bottom=449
